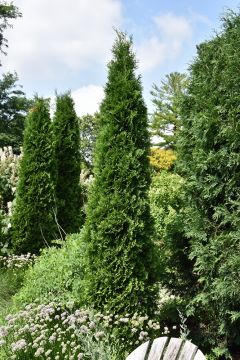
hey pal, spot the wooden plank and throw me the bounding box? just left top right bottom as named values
left=194, top=349, right=206, bottom=360
left=162, top=338, right=183, bottom=360
left=126, top=340, right=149, bottom=360
left=178, top=340, right=198, bottom=360
left=147, top=337, right=168, bottom=360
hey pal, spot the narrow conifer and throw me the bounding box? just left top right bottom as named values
left=12, top=98, right=57, bottom=254
left=84, top=32, right=158, bottom=315
left=53, top=93, right=82, bottom=236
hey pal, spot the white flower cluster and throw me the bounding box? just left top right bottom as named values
left=0, top=253, right=37, bottom=270
left=0, top=301, right=167, bottom=359
left=0, top=147, right=20, bottom=207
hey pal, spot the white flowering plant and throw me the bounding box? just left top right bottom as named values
left=0, top=146, right=21, bottom=254
left=0, top=301, right=178, bottom=360
left=0, top=146, right=20, bottom=210
left=0, top=253, right=37, bottom=272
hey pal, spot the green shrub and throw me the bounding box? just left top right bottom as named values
left=14, top=233, right=87, bottom=307
left=149, top=171, right=196, bottom=296
left=0, top=253, right=36, bottom=323
left=0, top=267, right=24, bottom=322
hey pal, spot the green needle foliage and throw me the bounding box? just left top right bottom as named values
left=84, top=32, right=159, bottom=316
left=150, top=72, right=188, bottom=149
left=12, top=98, right=57, bottom=254
left=177, top=11, right=240, bottom=354
left=53, top=92, right=83, bottom=236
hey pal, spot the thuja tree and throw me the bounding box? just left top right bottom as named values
left=177, top=11, right=240, bottom=355
left=12, top=98, right=57, bottom=254
left=83, top=32, right=159, bottom=316
left=53, top=93, right=82, bottom=236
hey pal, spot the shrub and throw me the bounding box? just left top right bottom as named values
left=0, top=254, right=35, bottom=323
left=0, top=147, right=20, bottom=253
left=0, top=146, right=20, bottom=211
left=14, top=233, right=87, bottom=307
left=149, top=148, right=176, bottom=172
left=149, top=171, right=196, bottom=296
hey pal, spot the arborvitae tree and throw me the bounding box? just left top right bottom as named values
left=12, top=98, right=57, bottom=254
left=177, top=11, right=240, bottom=355
left=83, top=32, right=158, bottom=315
left=150, top=72, right=188, bottom=149
left=53, top=93, right=82, bottom=236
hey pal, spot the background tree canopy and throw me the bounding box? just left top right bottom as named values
left=0, top=1, right=21, bottom=60
left=0, top=72, right=31, bottom=153
left=150, top=72, right=188, bottom=149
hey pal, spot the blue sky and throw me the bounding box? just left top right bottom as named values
left=2, top=0, right=240, bottom=115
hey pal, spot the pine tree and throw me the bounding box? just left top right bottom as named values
left=84, top=32, right=158, bottom=315
left=150, top=72, right=188, bottom=149
left=177, top=11, right=240, bottom=352
left=12, top=98, right=57, bottom=254
left=53, top=92, right=82, bottom=236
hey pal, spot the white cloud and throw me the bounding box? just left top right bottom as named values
left=137, top=13, right=192, bottom=72
left=137, top=37, right=167, bottom=72
left=4, top=0, right=122, bottom=79
left=154, top=13, right=192, bottom=40
left=72, top=85, right=104, bottom=116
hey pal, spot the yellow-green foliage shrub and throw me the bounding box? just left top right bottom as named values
left=149, top=148, right=176, bottom=172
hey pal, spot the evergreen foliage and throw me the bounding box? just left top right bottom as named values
left=14, top=233, right=87, bottom=306
left=84, top=32, right=159, bottom=315
left=149, top=171, right=196, bottom=297
left=79, top=113, right=99, bottom=171
left=177, top=11, right=240, bottom=354
left=150, top=72, right=188, bottom=149
left=53, top=93, right=82, bottom=236
left=12, top=98, right=57, bottom=254
left=149, top=148, right=176, bottom=172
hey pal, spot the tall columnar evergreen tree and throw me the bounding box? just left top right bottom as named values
left=12, top=98, right=57, bottom=254
left=177, top=11, right=240, bottom=353
left=83, top=32, right=158, bottom=315
left=53, top=93, right=82, bottom=236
